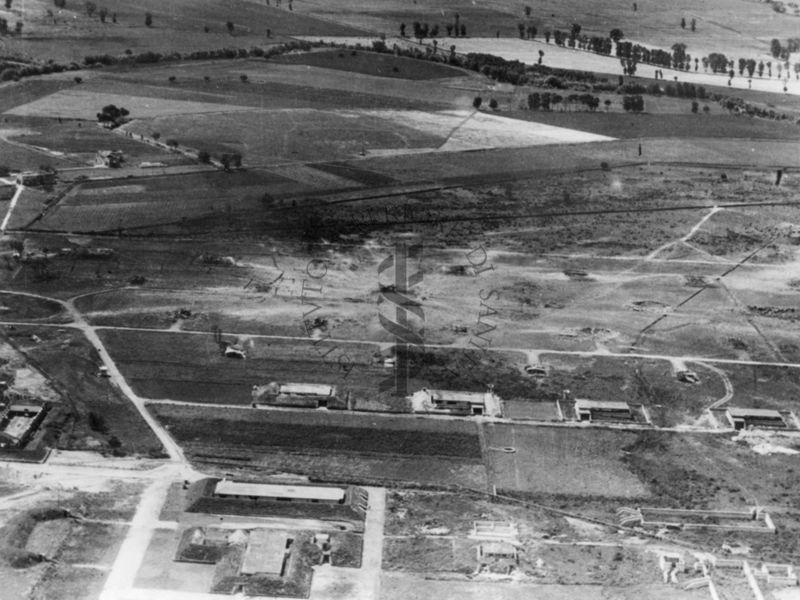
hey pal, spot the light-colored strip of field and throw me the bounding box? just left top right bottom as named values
left=360, top=108, right=615, bottom=153
left=4, top=90, right=261, bottom=119
left=268, top=163, right=364, bottom=190
left=301, top=36, right=800, bottom=97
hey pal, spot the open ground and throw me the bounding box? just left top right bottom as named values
left=1, top=1, right=800, bottom=599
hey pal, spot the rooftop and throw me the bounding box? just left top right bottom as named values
left=574, top=399, right=631, bottom=411
left=727, top=408, right=784, bottom=419
left=426, top=389, right=490, bottom=403
left=240, top=530, right=288, bottom=575
left=214, top=480, right=346, bottom=502
left=279, top=383, right=335, bottom=396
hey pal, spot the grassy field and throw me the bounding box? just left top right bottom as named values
left=149, top=402, right=482, bottom=459
left=39, top=169, right=306, bottom=232
left=272, top=48, right=467, bottom=79
left=504, top=110, right=800, bottom=139
left=293, top=0, right=800, bottom=61
left=0, top=292, right=66, bottom=321
left=3, top=0, right=364, bottom=62
left=9, top=326, right=166, bottom=456
left=486, top=424, right=649, bottom=498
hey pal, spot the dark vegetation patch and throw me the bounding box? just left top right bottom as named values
left=149, top=403, right=481, bottom=459
left=272, top=49, right=465, bottom=79
left=503, top=111, right=800, bottom=140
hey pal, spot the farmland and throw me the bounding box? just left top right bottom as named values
left=148, top=403, right=481, bottom=459
left=1, top=0, right=800, bottom=598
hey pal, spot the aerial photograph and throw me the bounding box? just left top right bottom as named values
left=0, top=0, right=799, bottom=599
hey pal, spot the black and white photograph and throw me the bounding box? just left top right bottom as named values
left=0, top=0, right=799, bottom=598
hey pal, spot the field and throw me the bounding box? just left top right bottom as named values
left=272, top=48, right=468, bottom=79
left=486, top=424, right=648, bottom=497
left=3, top=1, right=800, bottom=596
left=149, top=403, right=481, bottom=459
left=7, top=326, right=166, bottom=456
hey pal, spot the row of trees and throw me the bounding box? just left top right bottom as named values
left=621, top=95, right=645, bottom=112
left=527, top=91, right=601, bottom=111
left=1, top=40, right=320, bottom=82
left=0, top=18, right=23, bottom=34
left=400, top=20, right=467, bottom=41
left=770, top=37, right=800, bottom=60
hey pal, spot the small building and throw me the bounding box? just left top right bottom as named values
left=574, top=399, right=633, bottom=423
left=224, top=344, right=246, bottom=359
left=16, top=171, right=56, bottom=187
left=0, top=402, right=48, bottom=448
left=726, top=408, right=788, bottom=430
left=410, top=387, right=502, bottom=417
left=240, top=530, right=290, bottom=576
left=251, top=382, right=340, bottom=409
left=476, top=542, right=519, bottom=574
left=95, top=150, right=124, bottom=168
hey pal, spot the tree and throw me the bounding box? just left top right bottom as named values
left=232, top=153, right=242, bottom=168
left=430, top=24, right=438, bottom=37
left=96, top=104, right=129, bottom=128
left=671, top=43, right=687, bottom=68
left=168, top=75, right=176, bottom=83
left=680, top=17, right=686, bottom=29
left=691, top=100, right=699, bottom=113
left=472, top=96, right=482, bottom=109
left=145, top=12, right=152, bottom=27
left=74, top=76, right=82, bottom=83
left=518, top=22, right=525, bottom=39
left=746, top=59, right=756, bottom=77
left=527, top=92, right=541, bottom=110
left=738, top=58, right=746, bottom=76
left=702, top=105, right=710, bottom=114
left=527, top=24, right=536, bottom=39
left=220, top=154, right=231, bottom=171
left=757, top=61, right=764, bottom=77
left=795, top=62, right=800, bottom=79
left=524, top=5, right=531, bottom=17
left=690, top=18, right=696, bottom=31
left=112, top=12, right=116, bottom=23
left=771, top=38, right=782, bottom=59
left=85, top=0, right=96, bottom=16
left=604, top=99, right=611, bottom=111
left=226, top=20, right=234, bottom=34
left=88, top=411, right=108, bottom=434
left=198, top=150, right=211, bottom=163
left=240, top=74, right=248, bottom=82
left=98, top=6, right=107, bottom=22
left=544, top=30, right=550, bottom=43
left=54, top=0, right=66, bottom=8
left=609, top=28, right=624, bottom=42
left=459, top=23, right=466, bottom=37
left=707, top=52, right=728, bottom=73
left=489, top=98, right=498, bottom=110
left=14, top=21, right=21, bottom=34
left=4, top=0, right=11, bottom=9
left=445, top=23, right=452, bottom=36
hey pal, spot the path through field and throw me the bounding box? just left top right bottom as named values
left=0, top=177, right=23, bottom=234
